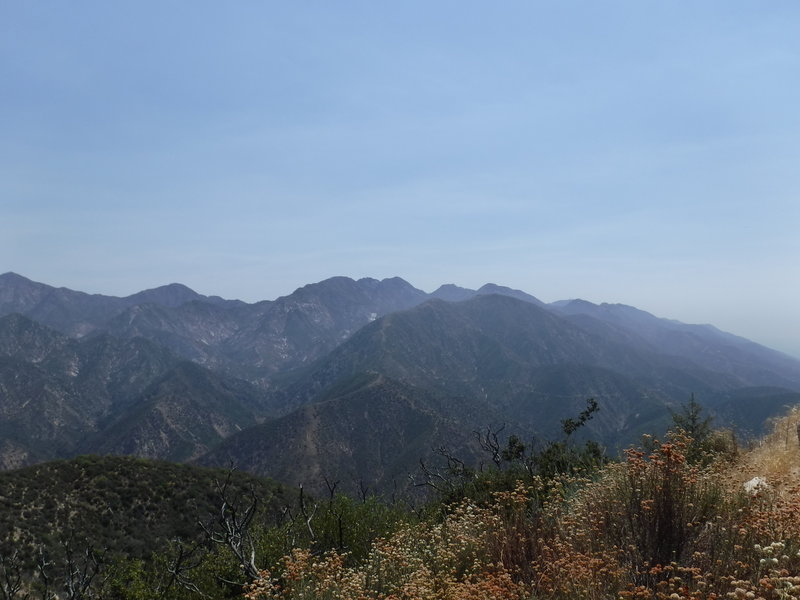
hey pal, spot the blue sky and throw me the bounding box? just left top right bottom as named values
left=2, top=2, right=799, bottom=356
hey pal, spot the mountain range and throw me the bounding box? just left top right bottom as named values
left=2, top=271, right=799, bottom=493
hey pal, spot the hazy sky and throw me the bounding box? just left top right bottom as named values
left=2, top=2, right=799, bottom=357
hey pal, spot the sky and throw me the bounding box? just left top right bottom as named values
left=1, top=2, right=799, bottom=357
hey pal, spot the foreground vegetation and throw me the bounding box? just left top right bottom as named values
left=241, top=406, right=800, bottom=600
left=0, top=457, right=293, bottom=559
left=2, top=403, right=800, bottom=599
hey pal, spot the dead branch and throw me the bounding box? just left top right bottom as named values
left=199, top=470, right=260, bottom=582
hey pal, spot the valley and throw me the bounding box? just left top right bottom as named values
left=1, top=272, right=799, bottom=494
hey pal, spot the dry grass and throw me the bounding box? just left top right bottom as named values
left=733, top=406, right=800, bottom=493
left=241, top=406, right=800, bottom=600
left=243, top=489, right=533, bottom=599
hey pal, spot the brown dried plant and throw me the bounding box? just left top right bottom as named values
left=241, top=407, right=800, bottom=600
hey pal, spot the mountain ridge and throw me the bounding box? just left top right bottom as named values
left=2, top=272, right=799, bottom=491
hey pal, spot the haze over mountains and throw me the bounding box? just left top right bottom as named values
left=2, top=271, right=799, bottom=493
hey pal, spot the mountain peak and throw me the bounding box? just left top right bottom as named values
left=0, top=272, right=48, bottom=291
left=429, top=284, right=476, bottom=302
left=376, top=276, right=418, bottom=289
left=476, top=283, right=543, bottom=305
left=125, top=283, right=203, bottom=308
left=553, top=298, right=597, bottom=311
left=0, top=272, right=32, bottom=283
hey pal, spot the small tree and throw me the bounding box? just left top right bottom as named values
left=561, top=397, right=599, bottom=437
left=199, top=470, right=260, bottom=583
left=670, top=394, right=713, bottom=463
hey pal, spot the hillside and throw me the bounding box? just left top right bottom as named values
left=235, top=407, right=800, bottom=600
left=1, top=407, right=799, bottom=599
left=256, top=294, right=798, bottom=444
left=198, top=373, right=490, bottom=494
left=553, top=299, right=800, bottom=388
left=0, top=314, right=263, bottom=468
left=0, top=272, right=432, bottom=384
left=2, top=273, right=800, bottom=492
left=0, top=455, right=291, bottom=560
left=733, top=404, right=800, bottom=490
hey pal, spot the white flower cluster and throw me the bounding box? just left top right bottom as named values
left=755, top=541, right=789, bottom=567
left=726, top=542, right=800, bottom=600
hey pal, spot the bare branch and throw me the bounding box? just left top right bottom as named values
left=474, top=424, right=505, bottom=467
left=323, top=477, right=339, bottom=503
left=60, top=537, right=104, bottom=600
left=297, top=486, right=317, bottom=542
left=0, top=548, right=29, bottom=600
left=200, top=470, right=260, bottom=582
left=156, top=539, right=209, bottom=599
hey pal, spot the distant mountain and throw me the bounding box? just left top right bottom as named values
left=255, top=294, right=800, bottom=448
left=79, top=361, right=262, bottom=462
left=125, top=282, right=242, bottom=308
left=0, top=273, right=433, bottom=385
left=0, top=272, right=120, bottom=336
left=103, top=275, right=433, bottom=384
left=3, top=273, right=800, bottom=493
left=198, top=373, right=487, bottom=495
left=104, top=300, right=250, bottom=369
left=551, top=299, right=800, bottom=388
left=476, top=283, right=544, bottom=305
left=199, top=294, right=800, bottom=490
left=430, top=283, right=477, bottom=302
left=0, top=314, right=262, bottom=468
left=0, top=314, right=179, bottom=468
left=215, top=276, right=429, bottom=381
left=0, top=311, right=72, bottom=362
left=708, top=387, right=800, bottom=436
left=0, top=272, right=239, bottom=337
left=430, top=282, right=543, bottom=305
left=0, top=274, right=558, bottom=387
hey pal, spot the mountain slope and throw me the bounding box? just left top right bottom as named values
left=0, top=315, right=263, bottom=467
left=0, top=272, right=241, bottom=338
left=198, top=373, right=487, bottom=494
left=553, top=299, right=800, bottom=389
left=0, top=274, right=554, bottom=387
left=261, top=294, right=800, bottom=446
left=216, top=276, right=429, bottom=379
left=3, top=273, right=800, bottom=489
left=84, top=361, right=262, bottom=462
left=430, top=282, right=544, bottom=305
left=0, top=455, right=291, bottom=559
